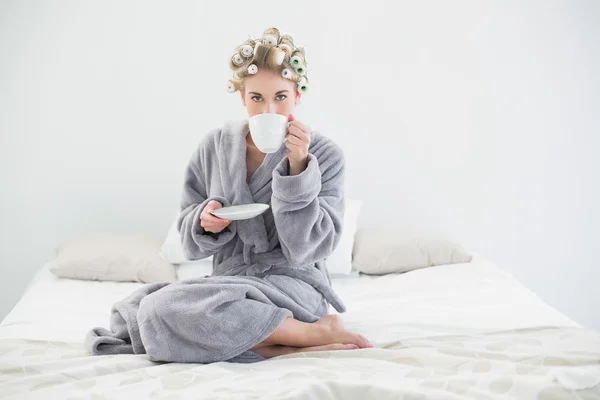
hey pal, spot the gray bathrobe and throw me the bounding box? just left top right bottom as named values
left=85, top=119, right=347, bottom=364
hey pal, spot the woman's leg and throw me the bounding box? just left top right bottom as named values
left=251, top=314, right=372, bottom=350
left=137, top=276, right=372, bottom=363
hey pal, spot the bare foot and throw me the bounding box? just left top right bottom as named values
left=300, top=343, right=359, bottom=352
left=314, top=315, right=373, bottom=348
left=253, top=343, right=359, bottom=359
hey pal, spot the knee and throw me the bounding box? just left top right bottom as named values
left=136, top=285, right=226, bottom=363
left=138, top=290, right=189, bottom=362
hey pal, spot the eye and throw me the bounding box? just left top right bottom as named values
left=276, top=94, right=287, bottom=101
left=251, top=96, right=263, bottom=102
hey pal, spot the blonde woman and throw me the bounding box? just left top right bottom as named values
left=86, top=27, right=372, bottom=364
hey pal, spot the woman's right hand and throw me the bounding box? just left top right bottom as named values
left=200, top=200, right=232, bottom=233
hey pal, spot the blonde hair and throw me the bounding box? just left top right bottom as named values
left=227, top=27, right=309, bottom=94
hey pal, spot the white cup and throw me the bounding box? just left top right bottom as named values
left=248, top=113, right=290, bottom=154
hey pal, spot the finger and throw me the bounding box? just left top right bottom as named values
left=288, top=126, right=310, bottom=142
left=289, top=119, right=310, bottom=133
left=205, top=226, right=224, bottom=233
left=214, top=216, right=232, bottom=226
left=286, top=133, right=309, bottom=148
left=203, top=213, right=225, bottom=224
left=286, top=133, right=304, bottom=146
left=203, top=206, right=217, bottom=215
left=290, top=119, right=310, bottom=134
left=204, top=220, right=230, bottom=232
left=285, top=140, right=302, bottom=152
left=202, top=221, right=222, bottom=232
left=207, top=201, right=222, bottom=210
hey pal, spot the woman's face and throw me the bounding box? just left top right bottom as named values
left=241, top=69, right=300, bottom=118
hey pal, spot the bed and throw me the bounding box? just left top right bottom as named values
left=1, top=254, right=599, bottom=399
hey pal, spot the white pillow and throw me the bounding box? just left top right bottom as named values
left=160, top=197, right=362, bottom=276
left=326, top=198, right=363, bottom=276
left=176, top=259, right=214, bottom=281
left=159, top=216, right=212, bottom=264
left=352, top=230, right=472, bottom=275
left=50, top=234, right=177, bottom=283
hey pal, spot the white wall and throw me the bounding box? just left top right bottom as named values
left=1, top=1, right=599, bottom=331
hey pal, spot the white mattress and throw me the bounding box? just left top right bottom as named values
left=0, top=254, right=579, bottom=345
left=2, top=255, right=599, bottom=400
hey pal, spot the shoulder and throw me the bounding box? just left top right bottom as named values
left=308, top=132, right=345, bottom=183
left=193, top=119, right=247, bottom=159
left=309, top=131, right=345, bottom=168
left=187, top=128, right=220, bottom=171
left=197, top=126, right=222, bottom=149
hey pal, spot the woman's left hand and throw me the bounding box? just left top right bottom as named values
left=286, top=114, right=311, bottom=175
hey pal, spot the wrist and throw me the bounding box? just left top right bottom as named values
left=288, top=156, right=309, bottom=176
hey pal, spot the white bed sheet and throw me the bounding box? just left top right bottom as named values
left=0, top=254, right=578, bottom=346
left=2, top=255, right=599, bottom=400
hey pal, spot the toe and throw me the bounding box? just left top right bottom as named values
left=333, top=344, right=350, bottom=351
left=359, top=335, right=373, bottom=348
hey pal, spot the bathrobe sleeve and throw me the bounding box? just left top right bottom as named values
left=177, top=139, right=237, bottom=261
left=271, top=140, right=345, bottom=267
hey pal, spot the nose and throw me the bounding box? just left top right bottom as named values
left=264, top=102, right=275, bottom=114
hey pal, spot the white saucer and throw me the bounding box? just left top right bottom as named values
left=210, top=203, right=270, bottom=221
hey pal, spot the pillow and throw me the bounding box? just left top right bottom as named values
left=160, top=216, right=197, bottom=264
left=50, top=234, right=177, bottom=283
left=352, top=230, right=472, bottom=275
left=176, top=258, right=214, bottom=281
left=325, top=197, right=363, bottom=276
left=160, top=197, right=363, bottom=276
left=159, top=216, right=214, bottom=264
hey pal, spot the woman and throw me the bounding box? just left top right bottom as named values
left=86, top=27, right=372, bottom=364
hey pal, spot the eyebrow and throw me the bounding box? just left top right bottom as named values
left=249, top=90, right=289, bottom=96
